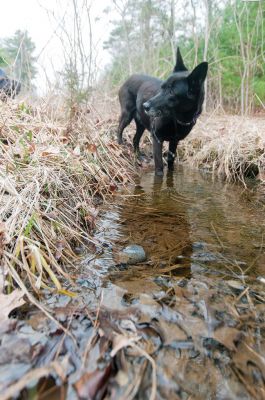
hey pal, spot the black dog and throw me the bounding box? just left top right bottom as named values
left=117, top=48, right=208, bottom=175
left=0, top=68, right=21, bottom=100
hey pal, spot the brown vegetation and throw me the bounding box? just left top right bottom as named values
left=179, top=114, right=265, bottom=184
left=0, top=99, right=135, bottom=294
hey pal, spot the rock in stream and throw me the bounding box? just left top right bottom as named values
left=116, top=244, right=146, bottom=265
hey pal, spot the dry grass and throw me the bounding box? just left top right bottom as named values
left=179, top=114, right=265, bottom=185
left=0, top=99, right=135, bottom=294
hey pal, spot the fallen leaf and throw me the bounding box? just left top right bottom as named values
left=41, top=147, right=61, bottom=157
left=28, top=143, right=35, bottom=154
left=74, top=364, right=112, bottom=400
left=154, top=319, right=187, bottom=345
left=212, top=326, right=241, bottom=351
left=109, top=183, right=117, bottom=192
left=110, top=333, right=140, bottom=357
left=59, top=136, right=69, bottom=144
left=86, top=144, right=97, bottom=153
left=0, top=289, right=25, bottom=323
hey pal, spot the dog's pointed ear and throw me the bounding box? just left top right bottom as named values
left=188, top=62, right=208, bottom=86
left=173, top=47, right=188, bottom=73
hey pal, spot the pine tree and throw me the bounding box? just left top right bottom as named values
left=2, top=30, right=37, bottom=90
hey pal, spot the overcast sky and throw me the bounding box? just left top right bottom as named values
left=0, top=0, right=113, bottom=92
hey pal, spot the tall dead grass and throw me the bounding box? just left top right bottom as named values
left=179, top=114, right=265, bottom=185
left=0, top=99, right=135, bottom=294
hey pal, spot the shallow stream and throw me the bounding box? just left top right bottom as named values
left=84, top=166, right=265, bottom=296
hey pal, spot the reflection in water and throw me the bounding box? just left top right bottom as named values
left=117, top=172, right=192, bottom=268
left=86, top=166, right=265, bottom=293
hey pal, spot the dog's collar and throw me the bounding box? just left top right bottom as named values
left=150, top=110, right=200, bottom=144
left=175, top=111, right=200, bottom=126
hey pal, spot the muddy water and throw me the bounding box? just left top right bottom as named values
left=84, top=166, right=265, bottom=295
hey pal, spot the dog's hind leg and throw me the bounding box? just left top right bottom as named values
left=167, top=139, right=178, bottom=171
left=117, top=110, right=134, bottom=144
left=133, top=120, right=145, bottom=155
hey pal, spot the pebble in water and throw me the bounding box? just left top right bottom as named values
left=116, top=245, right=146, bottom=265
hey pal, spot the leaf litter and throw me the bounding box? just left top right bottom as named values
left=0, top=271, right=264, bottom=399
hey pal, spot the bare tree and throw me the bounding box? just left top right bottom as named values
left=43, top=0, right=96, bottom=112
left=113, top=0, right=133, bottom=74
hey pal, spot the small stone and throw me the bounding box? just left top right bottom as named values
left=192, top=241, right=207, bottom=250
left=116, top=245, right=146, bottom=265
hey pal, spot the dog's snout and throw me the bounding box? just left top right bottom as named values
left=143, top=101, right=151, bottom=112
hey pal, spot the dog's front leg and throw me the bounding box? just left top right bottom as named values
left=167, top=139, right=178, bottom=171
left=152, top=137, right=163, bottom=176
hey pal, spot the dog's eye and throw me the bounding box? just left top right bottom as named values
left=169, top=88, right=175, bottom=96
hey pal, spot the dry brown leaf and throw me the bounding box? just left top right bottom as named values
left=74, top=364, right=112, bottom=400
left=212, top=326, right=241, bottom=351
left=41, top=146, right=61, bottom=157
left=86, top=143, right=97, bottom=153
left=109, top=183, right=118, bottom=192
left=233, top=341, right=265, bottom=380
left=28, top=143, right=35, bottom=153
left=0, top=289, right=25, bottom=323
left=110, top=333, right=140, bottom=357
left=59, top=135, right=69, bottom=144
left=155, top=319, right=187, bottom=345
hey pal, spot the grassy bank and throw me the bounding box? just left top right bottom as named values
left=179, top=114, right=265, bottom=185
left=0, top=99, right=135, bottom=294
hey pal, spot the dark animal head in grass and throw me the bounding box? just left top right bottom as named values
left=143, top=49, right=208, bottom=118
left=0, top=69, right=21, bottom=101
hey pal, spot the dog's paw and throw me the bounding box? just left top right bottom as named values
left=117, top=136, right=124, bottom=144
left=155, top=169, right=164, bottom=176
